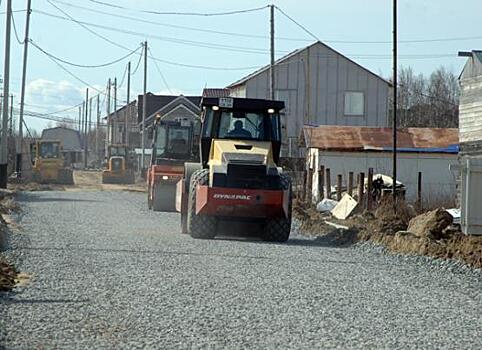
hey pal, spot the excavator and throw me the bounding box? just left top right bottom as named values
left=31, top=140, right=74, bottom=184
left=102, top=144, right=135, bottom=184
left=147, top=116, right=199, bottom=211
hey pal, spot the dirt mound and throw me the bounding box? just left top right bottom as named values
left=294, top=199, right=482, bottom=269
left=407, top=208, right=453, bottom=239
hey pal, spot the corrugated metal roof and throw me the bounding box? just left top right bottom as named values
left=301, top=126, right=459, bottom=153
left=202, top=88, right=230, bottom=97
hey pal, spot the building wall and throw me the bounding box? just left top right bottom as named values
left=459, top=75, right=482, bottom=149
left=307, top=149, right=458, bottom=203
left=41, top=128, right=82, bottom=152
left=239, top=43, right=390, bottom=156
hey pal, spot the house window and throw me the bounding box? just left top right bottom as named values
left=344, top=92, right=364, bottom=116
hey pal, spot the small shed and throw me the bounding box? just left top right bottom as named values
left=41, top=127, right=82, bottom=165
left=301, top=126, right=459, bottom=203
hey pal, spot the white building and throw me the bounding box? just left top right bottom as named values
left=301, top=125, right=459, bottom=203
left=458, top=50, right=482, bottom=234
left=228, top=41, right=391, bottom=156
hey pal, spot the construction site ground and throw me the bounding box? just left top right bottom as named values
left=8, top=170, right=147, bottom=193
left=0, top=187, right=481, bottom=348
left=294, top=199, right=482, bottom=269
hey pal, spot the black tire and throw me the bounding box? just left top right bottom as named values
left=263, top=173, right=292, bottom=243
left=188, top=169, right=217, bottom=239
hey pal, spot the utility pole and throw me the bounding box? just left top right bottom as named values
left=81, top=101, right=85, bottom=141
left=78, top=105, right=81, bottom=131
left=126, top=61, right=131, bottom=145
left=84, top=88, right=88, bottom=168
left=9, top=95, right=13, bottom=136
left=1, top=0, right=12, bottom=188
left=106, top=78, right=111, bottom=158
left=113, top=77, right=117, bottom=144
left=88, top=96, right=92, bottom=155
left=141, top=41, right=147, bottom=171
left=392, top=0, right=398, bottom=204
left=96, top=94, right=99, bottom=162
left=269, top=4, right=275, bottom=100
left=17, top=0, right=32, bottom=177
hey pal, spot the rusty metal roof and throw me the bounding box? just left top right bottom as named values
left=301, top=126, right=459, bottom=153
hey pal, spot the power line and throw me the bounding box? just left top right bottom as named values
left=35, top=9, right=281, bottom=55
left=24, top=101, right=84, bottom=116
left=39, top=6, right=263, bottom=71
left=49, top=0, right=310, bottom=42
left=17, top=107, right=107, bottom=126
left=30, top=40, right=127, bottom=104
left=36, top=6, right=460, bottom=65
left=116, top=62, right=129, bottom=89
left=10, top=11, right=24, bottom=45
left=275, top=6, right=320, bottom=43
left=275, top=5, right=482, bottom=44
left=87, top=0, right=268, bottom=17
left=46, top=0, right=133, bottom=52
left=30, top=40, right=141, bottom=68
left=148, top=47, right=172, bottom=94
left=130, top=45, right=144, bottom=75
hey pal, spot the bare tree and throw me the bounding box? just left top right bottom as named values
left=391, top=66, right=459, bottom=128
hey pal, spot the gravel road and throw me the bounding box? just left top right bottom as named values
left=1, top=190, right=481, bottom=349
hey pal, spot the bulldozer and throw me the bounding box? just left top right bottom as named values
left=102, top=144, right=135, bottom=184
left=178, top=97, right=292, bottom=242
left=147, top=116, right=199, bottom=211
left=31, top=140, right=74, bottom=184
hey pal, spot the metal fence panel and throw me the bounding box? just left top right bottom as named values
left=461, top=157, right=482, bottom=235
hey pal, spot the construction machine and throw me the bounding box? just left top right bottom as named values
left=102, top=144, right=135, bottom=184
left=147, top=117, right=199, bottom=211
left=31, top=140, right=74, bottom=184
left=179, top=97, right=292, bottom=242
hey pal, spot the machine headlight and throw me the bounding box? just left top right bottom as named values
left=162, top=175, right=169, bottom=180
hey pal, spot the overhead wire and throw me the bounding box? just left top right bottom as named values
left=130, top=45, right=144, bottom=75
left=49, top=0, right=309, bottom=42
left=35, top=10, right=281, bottom=55
left=116, top=62, right=129, bottom=89
left=87, top=0, right=269, bottom=17
left=30, top=39, right=127, bottom=104
left=29, top=41, right=141, bottom=68
left=11, top=11, right=25, bottom=44
left=39, top=5, right=263, bottom=71
left=24, top=101, right=84, bottom=116
left=36, top=7, right=459, bottom=65
left=148, top=47, right=172, bottom=94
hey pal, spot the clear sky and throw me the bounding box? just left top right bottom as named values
left=1, top=0, right=481, bottom=132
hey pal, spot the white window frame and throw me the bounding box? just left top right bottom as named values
left=344, top=91, right=365, bottom=116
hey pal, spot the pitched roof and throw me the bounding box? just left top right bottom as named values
left=137, top=93, right=201, bottom=124
left=202, top=88, right=230, bottom=97
left=41, top=127, right=82, bottom=152
left=460, top=50, right=482, bottom=80
left=301, top=125, right=459, bottom=153
left=228, top=41, right=391, bottom=88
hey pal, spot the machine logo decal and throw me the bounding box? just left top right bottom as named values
left=213, top=193, right=252, bottom=201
